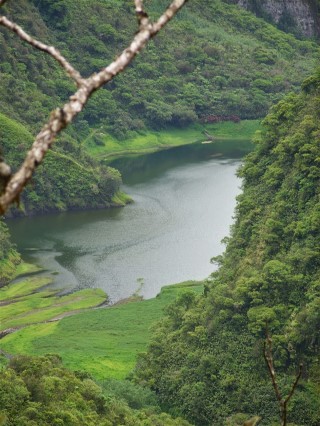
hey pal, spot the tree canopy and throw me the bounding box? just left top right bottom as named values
left=0, top=354, right=192, bottom=426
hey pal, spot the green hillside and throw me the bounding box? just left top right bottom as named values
left=134, top=71, right=320, bottom=425
left=0, top=0, right=318, bottom=216
left=0, top=0, right=318, bottom=139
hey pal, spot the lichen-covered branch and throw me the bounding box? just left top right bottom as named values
left=0, top=0, right=188, bottom=215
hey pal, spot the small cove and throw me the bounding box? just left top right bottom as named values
left=7, top=140, right=250, bottom=303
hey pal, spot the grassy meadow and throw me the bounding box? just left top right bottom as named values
left=1, top=281, right=203, bottom=379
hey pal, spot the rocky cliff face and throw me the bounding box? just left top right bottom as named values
left=236, top=0, right=320, bottom=37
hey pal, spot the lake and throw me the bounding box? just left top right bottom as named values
left=7, top=140, right=249, bottom=302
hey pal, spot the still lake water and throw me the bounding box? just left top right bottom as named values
left=7, top=140, right=249, bottom=302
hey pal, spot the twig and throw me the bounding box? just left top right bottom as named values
left=0, top=0, right=188, bottom=214
left=0, top=16, right=84, bottom=86
left=134, top=0, right=151, bottom=30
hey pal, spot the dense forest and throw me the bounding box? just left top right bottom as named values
left=134, top=69, right=320, bottom=425
left=0, top=1, right=320, bottom=425
left=0, top=0, right=318, bottom=136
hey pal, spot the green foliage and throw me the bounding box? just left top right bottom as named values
left=100, top=379, right=159, bottom=411
left=134, top=71, right=320, bottom=425
left=0, top=354, right=192, bottom=425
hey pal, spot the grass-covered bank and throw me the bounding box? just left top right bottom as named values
left=1, top=281, right=204, bottom=380
left=111, top=191, right=133, bottom=207
left=0, top=273, right=107, bottom=333
left=84, top=120, right=261, bottom=161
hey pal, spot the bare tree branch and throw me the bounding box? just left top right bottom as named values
left=0, top=0, right=188, bottom=214
left=264, top=328, right=303, bottom=426
left=88, top=0, right=188, bottom=89
left=263, top=334, right=282, bottom=404
left=0, top=16, right=84, bottom=86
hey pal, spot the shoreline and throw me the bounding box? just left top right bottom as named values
left=4, top=190, right=133, bottom=220
left=84, top=120, right=261, bottom=162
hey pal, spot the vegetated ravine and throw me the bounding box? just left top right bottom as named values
left=6, top=140, right=247, bottom=303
